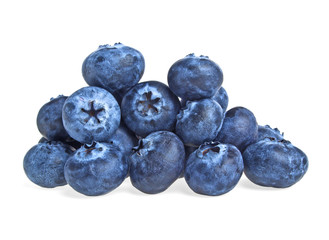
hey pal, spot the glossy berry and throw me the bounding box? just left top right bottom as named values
left=62, top=86, right=121, bottom=144
left=64, top=142, right=128, bottom=196
left=121, top=81, right=181, bottom=137
left=130, top=131, right=185, bottom=194
left=82, top=43, right=145, bottom=95
left=168, top=54, right=223, bottom=101
left=175, top=99, right=224, bottom=147
left=215, top=107, right=258, bottom=152
left=243, top=138, right=308, bottom=188
left=37, top=95, right=70, bottom=141
left=23, top=141, right=74, bottom=188
left=185, top=142, right=244, bottom=196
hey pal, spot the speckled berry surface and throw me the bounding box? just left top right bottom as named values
left=37, top=95, right=70, bottom=141
left=184, top=142, right=244, bottom=196
left=130, top=131, right=185, bottom=194
left=168, top=54, right=223, bottom=101
left=121, top=81, right=180, bottom=137
left=64, top=142, right=128, bottom=196
left=215, top=106, right=258, bottom=152
left=23, top=141, right=74, bottom=188
left=175, top=99, right=224, bottom=147
left=62, top=86, right=121, bottom=144
left=82, top=43, right=145, bottom=95
left=243, top=138, right=308, bottom=188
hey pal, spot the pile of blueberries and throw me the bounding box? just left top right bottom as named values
left=23, top=43, right=309, bottom=196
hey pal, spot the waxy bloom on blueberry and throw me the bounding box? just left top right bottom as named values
left=62, top=86, right=121, bottom=144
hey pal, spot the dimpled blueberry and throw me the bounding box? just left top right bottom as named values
left=130, top=131, right=185, bottom=194
left=64, top=142, right=128, bottom=196
left=175, top=99, right=224, bottom=147
left=185, top=142, right=244, bottom=196
left=168, top=54, right=223, bottom=101
left=62, top=86, right=121, bottom=144
left=121, top=81, right=181, bottom=137
left=82, top=43, right=145, bottom=95
left=243, top=138, right=308, bottom=188
left=37, top=95, right=70, bottom=141
left=23, top=141, right=74, bottom=188
left=215, top=107, right=258, bottom=152
left=258, top=125, right=284, bottom=142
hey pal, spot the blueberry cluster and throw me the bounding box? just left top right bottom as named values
left=23, top=43, right=309, bottom=196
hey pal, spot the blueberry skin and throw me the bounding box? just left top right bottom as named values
left=130, top=131, right=185, bottom=194
left=121, top=81, right=181, bottom=137
left=179, top=145, right=198, bottom=178
left=215, top=107, right=258, bottom=152
left=181, top=87, right=229, bottom=112
left=23, top=141, right=74, bottom=188
left=184, top=142, right=244, bottom=196
left=39, top=137, right=82, bottom=151
left=62, top=86, right=121, bottom=144
left=108, top=123, right=138, bottom=176
left=175, top=99, right=224, bottom=147
left=82, top=43, right=145, bottom=95
left=212, top=87, right=229, bottom=112
left=64, top=142, right=128, bottom=196
left=243, top=139, right=308, bottom=188
left=108, top=122, right=138, bottom=155
left=168, top=53, right=223, bottom=101
left=258, top=125, right=284, bottom=141
left=37, top=95, right=70, bottom=141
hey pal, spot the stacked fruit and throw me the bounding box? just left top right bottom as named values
left=23, top=43, right=309, bottom=196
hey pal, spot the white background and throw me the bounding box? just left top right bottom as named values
left=1, top=0, right=328, bottom=239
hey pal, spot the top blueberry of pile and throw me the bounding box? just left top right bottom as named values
left=23, top=43, right=309, bottom=196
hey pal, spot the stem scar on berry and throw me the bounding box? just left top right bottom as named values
left=81, top=101, right=105, bottom=123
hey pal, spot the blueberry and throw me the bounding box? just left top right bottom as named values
left=108, top=122, right=138, bottom=173
left=258, top=125, right=284, bottom=141
left=184, top=142, right=244, bottom=196
left=62, top=86, right=121, bottom=144
left=215, top=107, right=258, bottom=152
left=64, top=142, right=128, bottom=196
left=23, top=141, right=74, bottom=188
left=181, top=87, right=229, bottom=112
left=175, top=99, right=224, bottom=147
left=168, top=53, right=223, bottom=101
left=82, top=43, right=145, bottom=95
left=211, top=87, right=229, bottom=112
left=37, top=95, right=70, bottom=141
left=39, top=137, right=82, bottom=151
left=121, top=81, right=181, bottom=137
left=179, top=145, right=198, bottom=178
left=130, top=131, right=185, bottom=194
left=243, top=138, right=308, bottom=188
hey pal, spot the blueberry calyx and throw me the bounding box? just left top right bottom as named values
left=132, top=139, right=152, bottom=156
left=137, top=91, right=161, bottom=116
left=81, top=101, right=104, bottom=123
left=83, top=142, right=97, bottom=154
left=133, top=139, right=144, bottom=156
left=197, top=142, right=222, bottom=158
left=266, top=137, right=290, bottom=144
